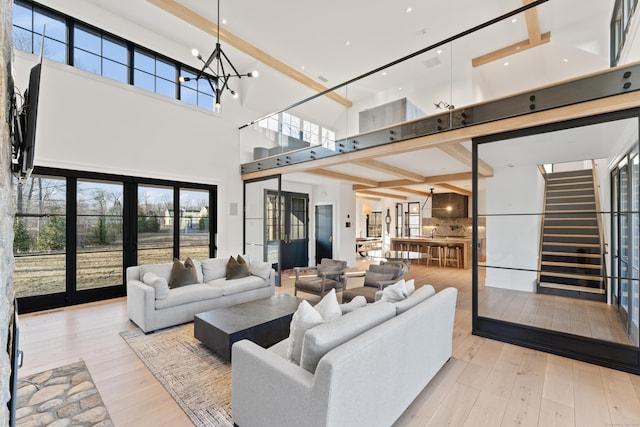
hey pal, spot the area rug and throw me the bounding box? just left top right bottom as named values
left=120, top=323, right=232, bottom=427
left=16, top=360, right=113, bottom=426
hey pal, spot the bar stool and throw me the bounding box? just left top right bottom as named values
left=426, top=244, right=443, bottom=267
left=408, top=242, right=423, bottom=264
left=444, top=243, right=462, bottom=268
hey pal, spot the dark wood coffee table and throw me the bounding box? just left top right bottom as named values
left=194, top=294, right=303, bottom=362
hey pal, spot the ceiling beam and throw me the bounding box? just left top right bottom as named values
left=523, top=0, right=542, bottom=44
left=438, top=143, right=494, bottom=177
left=147, top=0, right=352, bottom=108
left=356, top=190, right=408, bottom=200
left=352, top=173, right=473, bottom=191
left=472, top=32, right=550, bottom=67
left=391, top=187, right=433, bottom=197
left=435, top=183, right=472, bottom=196
left=307, top=169, right=378, bottom=187
left=354, top=160, right=426, bottom=182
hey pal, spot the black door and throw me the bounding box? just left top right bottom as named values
left=315, top=204, right=333, bottom=264
left=265, top=190, right=309, bottom=270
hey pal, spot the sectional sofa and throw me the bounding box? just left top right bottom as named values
left=232, top=285, right=457, bottom=427
left=126, top=256, right=275, bottom=333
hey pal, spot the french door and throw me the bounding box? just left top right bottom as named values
left=13, top=168, right=217, bottom=313
left=266, top=190, right=309, bottom=270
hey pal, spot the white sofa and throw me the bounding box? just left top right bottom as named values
left=126, top=257, right=275, bottom=333
left=232, top=286, right=458, bottom=427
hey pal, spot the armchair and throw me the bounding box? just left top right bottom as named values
left=294, top=258, right=347, bottom=298
left=342, top=262, right=406, bottom=303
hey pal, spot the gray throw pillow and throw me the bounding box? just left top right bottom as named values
left=364, top=270, right=396, bottom=287
left=168, top=257, right=198, bottom=289
left=226, top=255, right=250, bottom=280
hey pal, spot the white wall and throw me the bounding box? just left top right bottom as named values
left=484, top=165, right=543, bottom=292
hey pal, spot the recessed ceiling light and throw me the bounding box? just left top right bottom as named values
left=511, top=18, right=517, bottom=23
left=345, top=41, right=350, bottom=46
left=398, top=87, right=403, bottom=91
left=504, top=61, right=510, bottom=66
left=437, top=49, right=442, bottom=54
left=406, top=7, right=413, bottom=13
left=563, top=58, right=569, bottom=62
left=300, top=65, right=305, bottom=70
left=382, top=71, right=387, bottom=76
left=221, top=18, right=227, bottom=25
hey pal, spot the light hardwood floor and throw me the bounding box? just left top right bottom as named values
left=18, top=260, right=640, bottom=426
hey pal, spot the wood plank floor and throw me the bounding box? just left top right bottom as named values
left=18, top=260, right=640, bottom=426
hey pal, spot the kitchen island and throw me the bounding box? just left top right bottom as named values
left=391, top=236, right=473, bottom=269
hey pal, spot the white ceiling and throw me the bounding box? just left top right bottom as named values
left=77, top=0, right=617, bottom=198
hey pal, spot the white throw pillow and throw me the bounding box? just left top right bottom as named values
left=286, top=300, right=324, bottom=364
left=379, top=279, right=409, bottom=303
left=339, top=295, right=367, bottom=314
left=249, top=260, right=271, bottom=281
left=405, top=279, right=416, bottom=295
left=142, top=272, right=170, bottom=300
left=314, top=288, right=342, bottom=321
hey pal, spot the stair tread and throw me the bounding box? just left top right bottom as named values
left=540, top=271, right=604, bottom=281
left=542, top=250, right=601, bottom=258
left=541, top=260, right=602, bottom=269
left=538, top=282, right=606, bottom=294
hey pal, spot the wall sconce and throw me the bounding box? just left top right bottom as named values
left=385, top=208, right=391, bottom=233
left=362, top=203, right=372, bottom=215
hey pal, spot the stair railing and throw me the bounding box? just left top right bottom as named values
left=591, top=159, right=608, bottom=292
left=537, top=166, right=549, bottom=289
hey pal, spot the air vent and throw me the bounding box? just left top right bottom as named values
left=423, top=56, right=442, bottom=69
left=317, top=75, right=329, bottom=83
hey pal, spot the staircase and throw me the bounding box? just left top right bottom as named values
left=537, top=168, right=606, bottom=301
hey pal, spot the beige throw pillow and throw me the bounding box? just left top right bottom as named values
left=226, top=255, right=250, bottom=280
left=168, top=258, right=198, bottom=289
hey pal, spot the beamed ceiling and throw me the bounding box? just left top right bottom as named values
left=86, top=0, right=614, bottom=199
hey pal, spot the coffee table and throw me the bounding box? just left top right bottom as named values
left=194, top=294, right=303, bottom=362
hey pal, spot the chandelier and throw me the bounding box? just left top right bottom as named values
left=178, top=0, right=258, bottom=111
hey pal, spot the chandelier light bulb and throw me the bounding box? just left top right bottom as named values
left=191, top=48, right=199, bottom=57
left=231, top=90, right=238, bottom=99
left=249, top=70, right=259, bottom=78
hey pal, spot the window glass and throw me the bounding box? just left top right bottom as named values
left=156, top=58, right=175, bottom=81
left=74, top=49, right=100, bottom=74
left=103, top=58, right=128, bottom=83
left=103, top=37, right=127, bottom=64
left=77, top=180, right=124, bottom=290
left=74, top=26, right=100, bottom=53
left=179, top=189, right=210, bottom=259
left=134, top=49, right=155, bottom=73
left=13, top=175, right=67, bottom=298
left=133, top=69, right=154, bottom=91
left=138, top=185, right=174, bottom=265
left=33, top=9, right=66, bottom=42
left=156, top=77, right=176, bottom=98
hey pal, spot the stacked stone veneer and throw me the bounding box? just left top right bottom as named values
left=1, top=0, right=16, bottom=426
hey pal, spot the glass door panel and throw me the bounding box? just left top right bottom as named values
left=244, top=177, right=281, bottom=283
left=76, top=180, right=123, bottom=290
left=631, top=154, right=639, bottom=343
left=138, top=185, right=174, bottom=264
left=13, top=175, right=67, bottom=298
left=179, top=188, right=210, bottom=259
left=620, top=163, right=630, bottom=324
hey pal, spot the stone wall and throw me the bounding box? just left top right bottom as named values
left=1, top=0, right=15, bottom=426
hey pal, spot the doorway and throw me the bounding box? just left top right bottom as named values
left=265, top=190, right=309, bottom=270
left=315, top=204, right=333, bottom=265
